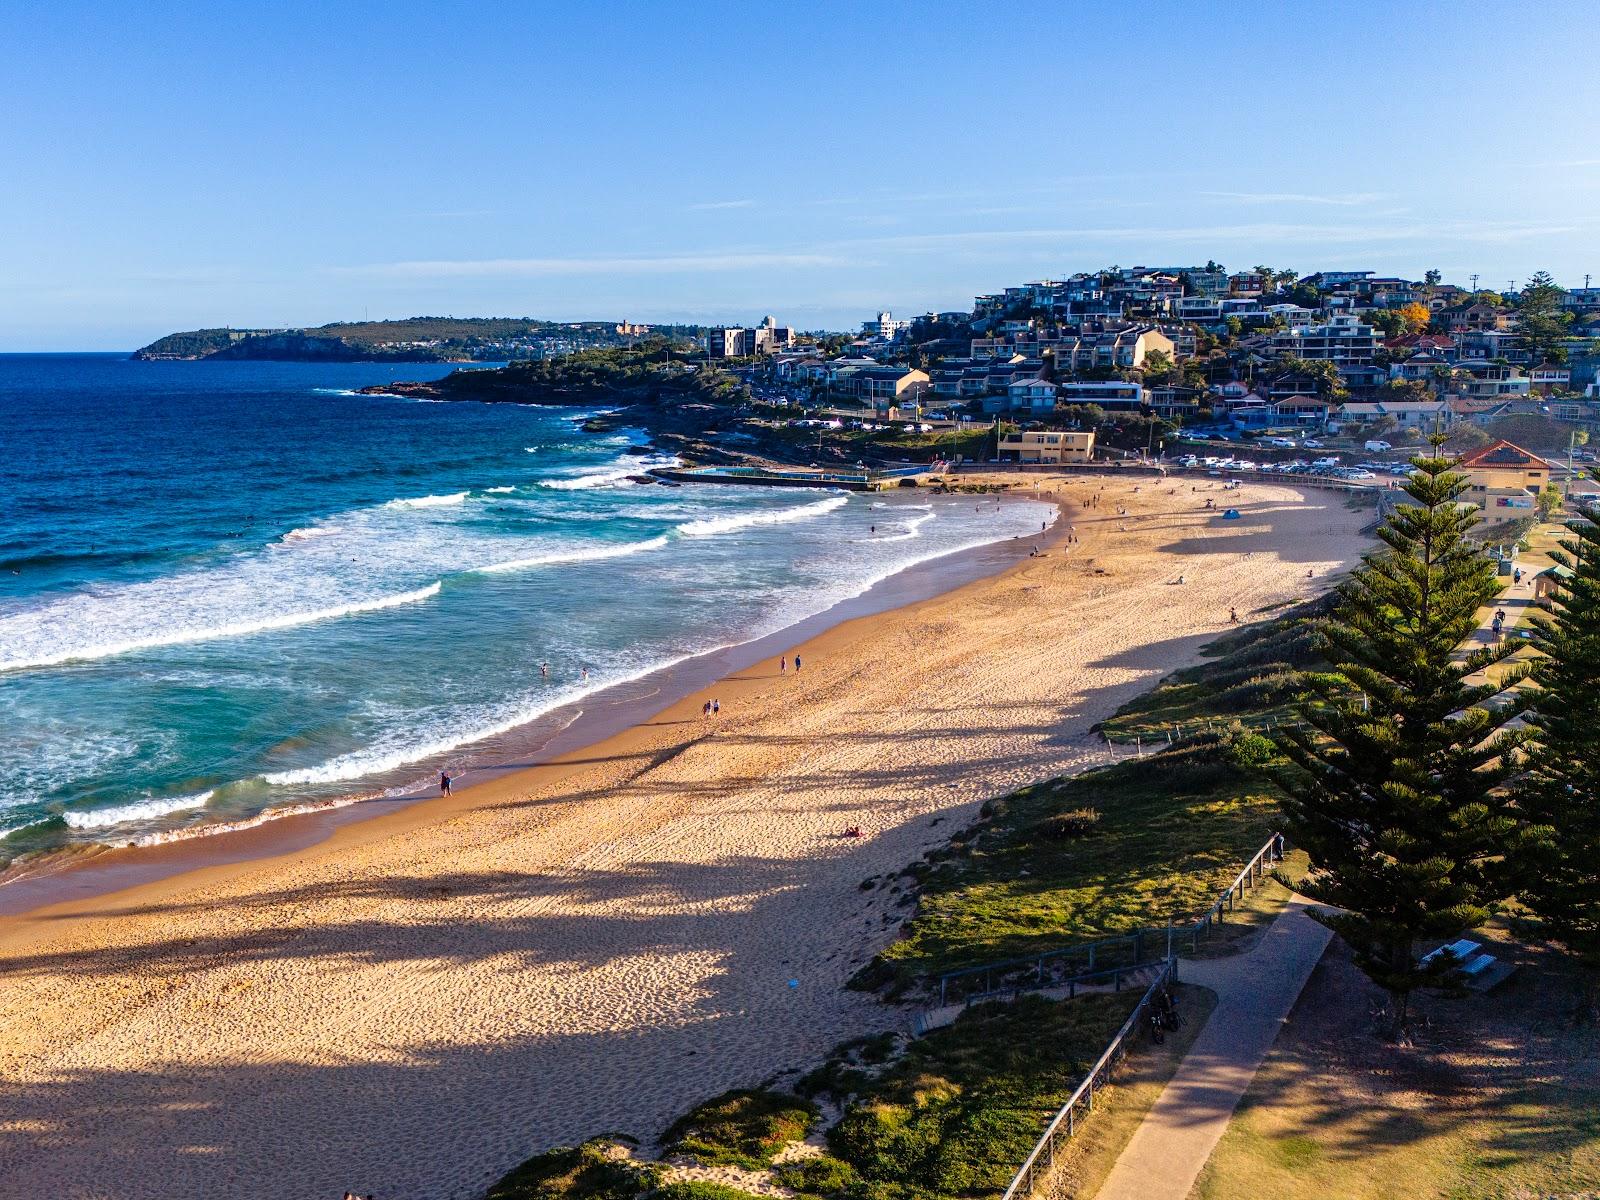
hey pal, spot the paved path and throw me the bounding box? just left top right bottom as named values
left=1091, top=898, right=1333, bottom=1200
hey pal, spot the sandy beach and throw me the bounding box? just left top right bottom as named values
left=0, top=475, right=1372, bottom=1200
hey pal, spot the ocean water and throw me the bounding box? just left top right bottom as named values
left=0, top=354, right=1050, bottom=859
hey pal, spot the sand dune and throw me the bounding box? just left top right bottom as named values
left=0, top=477, right=1372, bottom=1200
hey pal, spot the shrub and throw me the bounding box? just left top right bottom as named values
left=772, top=1155, right=859, bottom=1195
left=662, top=1089, right=819, bottom=1168
left=652, top=1183, right=768, bottom=1200
left=485, top=1140, right=660, bottom=1200
left=1037, top=807, right=1100, bottom=839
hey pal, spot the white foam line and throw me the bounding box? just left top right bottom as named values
left=677, top=494, right=848, bottom=538
left=259, top=653, right=701, bottom=788
left=472, top=536, right=670, bottom=575
left=0, top=582, right=443, bottom=673
left=61, top=789, right=215, bottom=831
left=483, top=486, right=517, bottom=494
left=538, top=466, right=639, bottom=491
left=386, top=491, right=468, bottom=509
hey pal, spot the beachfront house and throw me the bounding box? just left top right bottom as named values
left=999, top=430, right=1095, bottom=464
left=1458, top=439, right=1553, bottom=510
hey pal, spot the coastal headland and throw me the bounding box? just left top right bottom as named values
left=0, top=475, right=1373, bottom=1200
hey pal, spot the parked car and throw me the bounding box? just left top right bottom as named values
left=1365, top=439, right=1393, bottom=452
left=1312, top=457, right=1342, bottom=470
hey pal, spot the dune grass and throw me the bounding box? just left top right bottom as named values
left=662, top=1089, right=819, bottom=1169
left=805, top=993, right=1143, bottom=1200
left=867, top=734, right=1283, bottom=983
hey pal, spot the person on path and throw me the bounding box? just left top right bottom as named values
left=440, top=771, right=452, bottom=796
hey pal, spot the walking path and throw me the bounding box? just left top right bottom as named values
left=1091, top=898, right=1333, bottom=1200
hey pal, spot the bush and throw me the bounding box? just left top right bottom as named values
left=662, top=1089, right=819, bottom=1168
left=773, top=1155, right=859, bottom=1195
left=1037, top=807, right=1100, bottom=839
left=652, top=1183, right=768, bottom=1200
left=484, top=1140, right=660, bottom=1200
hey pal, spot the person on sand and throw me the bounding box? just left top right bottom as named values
left=1229, top=607, right=1238, bottom=623
left=702, top=700, right=710, bottom=718
left=440, top=771, right=451, bottom=796
left=794, top=653, right=802, bottom=672
left=712, top=698, right=720, bottom=715
left=780, top=656, right=786, bottom=673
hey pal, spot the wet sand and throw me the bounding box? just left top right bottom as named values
left=0, top=476, right=1373, bottom=1200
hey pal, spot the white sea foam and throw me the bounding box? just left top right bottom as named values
left=483, top=486, right=517, bottom=494
left=280, top=524, right=342, bottom=543
left=387, top=491, right=469, bottom=509
left=61, top=789, right=214, bottom=830
left=539, top=465, right=639, bottom=491
left=259, top=653, right=695, bottom=788
left=676, top=494, right=849, bottom=538
left=876, top=512, right=937, bottom=542
left=0, top=582, right=443, bottom=673
left=472, top=536, right=670, bottom=575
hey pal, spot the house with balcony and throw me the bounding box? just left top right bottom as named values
left=1445, top=303, right=1512, bottom=333
left=999, top=430, right=1095, bottom=464
left=1268, top=314, right=1377, bottom=365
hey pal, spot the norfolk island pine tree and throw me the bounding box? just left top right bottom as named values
left=1275, top=438, right=1533, bottom=1039
left=1519, top=470, right=1600, bottom=1017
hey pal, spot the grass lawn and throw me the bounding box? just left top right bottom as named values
left=1190, top=926, right=1600, bottom=1200
left=869, top=736, right=1283, bottom=982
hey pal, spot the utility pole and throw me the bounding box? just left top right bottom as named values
left=1470, top=273, right=1480, bottom=292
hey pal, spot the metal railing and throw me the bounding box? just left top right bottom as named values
left=999, top=959, right=1176, bottom=1200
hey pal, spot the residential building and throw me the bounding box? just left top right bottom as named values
left=1332, top=400, right=1449, bottom=431
left=1268, top=314, right=1377, bottom=365
left=1458, top=440, right=1553, bottom=509
left=860, top=311, right=912, bottom=339
left=704, top=316, right=795, bottom=357
left=999, top=430, right=1095, bottom=464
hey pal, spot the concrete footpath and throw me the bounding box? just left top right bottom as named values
left=1092, top=898, right=1334, bottom=1200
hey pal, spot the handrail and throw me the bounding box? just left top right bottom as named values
left=999, top=959, right=1175, bottom=1200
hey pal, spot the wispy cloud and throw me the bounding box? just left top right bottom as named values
left=342, top=251, right=847, bottom=279
left=1200, top=191, right=1388, bottom=207
left=688, top=199, right=756, bottom=211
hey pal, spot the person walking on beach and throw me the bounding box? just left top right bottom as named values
left=780, top=656, right=786, bottom=673
left=712, top=698, right=720, bottom=716
left=440, top=771, right=452, bottom=796
left=794, top=653, right=802, bottom=672
left=702, top=700, right=711, bottom=718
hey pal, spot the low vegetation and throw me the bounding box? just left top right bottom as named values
left=662, top=1089, right=818, bottom=1169
left=864, top=732, right=1282, bottom=982
left=808, top=994, right=1141, bottom=1200
left=483, top=1139, right=662, bottom=1200
left=1098, top=595, right=1336, bottom=741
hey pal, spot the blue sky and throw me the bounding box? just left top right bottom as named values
left=3, top=0, right=1598, bottom=349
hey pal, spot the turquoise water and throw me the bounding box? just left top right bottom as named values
left=0, top=355, right=1050, bottom=858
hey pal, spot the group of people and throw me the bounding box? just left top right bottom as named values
left=1491, top=607, right=1510, bottom=641
left=701, top=698, right=721, bottom=717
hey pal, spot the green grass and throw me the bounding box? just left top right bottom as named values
left=867, top=734, right=1282, bottom=982
left=1099, top=596, right=1334, bottom=742
left=1192, top=932, right=1600, bottom=1200
left=662, top=1089, right=819, bottom=1169
left=653, top=1184, right=770, bottom=1200
left=809, top=993, right=1142, bottom=1200
left=483, top=1139, right=661, bottom=1200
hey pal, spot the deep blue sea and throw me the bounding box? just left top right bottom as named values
left=0, top=354, right=1048, bottom=859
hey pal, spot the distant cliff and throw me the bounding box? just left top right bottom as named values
left=130, top=317, right=661, bottom=362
